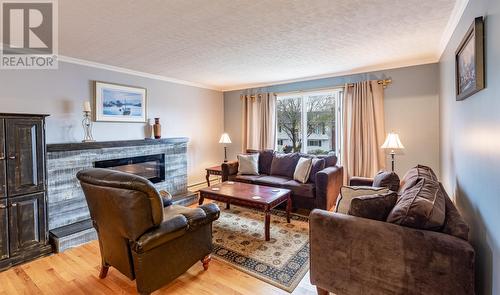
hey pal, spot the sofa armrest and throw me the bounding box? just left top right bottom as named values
left=349, top=176, right=374, bottom=186
left=132, top=214, right=188, bottom=253
left=309, top=210, right=475, bottom=294
left=315, top=166, right=344, bottom=210
left=221, top=161, right=238, bottom=181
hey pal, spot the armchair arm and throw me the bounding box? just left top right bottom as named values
left=199, top=202, right=220, bottom=222
left=315, top=166, right=344, bottom=210
left=309, top=210, right=475, bottom=294
left=132, top=214, right=188, bottom=253
left=221, top=161, right=238, bottom=181
left=349, top=176, right=374, bottom=186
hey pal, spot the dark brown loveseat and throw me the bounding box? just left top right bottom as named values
left=221, top=149, right=344, bottom=210
left=309, top=165, right=475, bottom=295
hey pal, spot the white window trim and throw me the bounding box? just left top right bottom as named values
left=275, top=88, right=343, bottom=155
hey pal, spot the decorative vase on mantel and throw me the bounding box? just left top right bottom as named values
left=153, top=118, right=161, bottom=139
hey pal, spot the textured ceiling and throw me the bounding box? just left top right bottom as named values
left=59, top=0, right=459, bottom=90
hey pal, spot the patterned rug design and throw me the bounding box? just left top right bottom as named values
left=212, top=203, right=309, bottom=292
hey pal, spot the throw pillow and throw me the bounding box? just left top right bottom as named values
left=237, top=154, right=259, bottom=175
left=348, top=192, right=398, bottom=221
left=373, top=170, right=400, bottom=191
left=270, top=153, right=300, bottom=178
left=246, top=149, right=275, bottom=175
left=335, top=186, right=390, bottom=214
left=293, top=157, right=313, bottom=184
left=399, top=165, right=438, bottom=193
left=308, top=158, right=326, bottom=183
left=387, top=178, right=446, bottom=230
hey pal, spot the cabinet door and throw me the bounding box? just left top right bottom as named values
left=0, top=119, right=5, bottom=199
left=8, top=193, right=46, bottom=255
left=5, top=118, right=45, bottom=197
left=0, top=199, right=8, bottom=260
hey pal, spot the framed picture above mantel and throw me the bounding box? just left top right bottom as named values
left=94, top=81, right=147, bottom=122
left=455, top=17, right=485, bottom=101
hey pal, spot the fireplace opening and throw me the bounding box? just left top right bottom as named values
left=94, top=154, right=165, bottom=183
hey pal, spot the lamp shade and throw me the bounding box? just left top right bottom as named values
left=381, top=132, right=404, bottom=150
left=219, top=133, right=232, bottom=144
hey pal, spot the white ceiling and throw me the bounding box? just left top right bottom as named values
left=59, top=0, right=465, bottom=91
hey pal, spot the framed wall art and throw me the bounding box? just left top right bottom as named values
left=94, top=81, right=147, bottom=122
left=455, top=17, right=485, bottom=101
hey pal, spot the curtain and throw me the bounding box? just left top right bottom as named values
left=241, top=93, right=276, bottom=151
left=341, top=80, right=386, bottom=181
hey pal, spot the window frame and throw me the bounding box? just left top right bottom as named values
left=275, top=88, right=343, bottom=156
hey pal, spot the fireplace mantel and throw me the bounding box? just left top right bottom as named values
left=47, top=137, right=189, bottom=152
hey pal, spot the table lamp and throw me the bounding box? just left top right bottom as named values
left=219, top=133, right=232, bottom=162
left=381, top=132, right=405, bottom=171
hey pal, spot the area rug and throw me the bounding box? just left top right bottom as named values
left=211, top=202, right=310, bottom=293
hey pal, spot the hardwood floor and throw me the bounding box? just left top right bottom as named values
left=0, top=241, right=317, bottom=295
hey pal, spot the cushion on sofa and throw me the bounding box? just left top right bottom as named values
left=233, top=174, right=263, bottom=183
left=308, top=158, right=326, bottom=183
left=270, top=153, right=300, bottom=178
left=283, top=180, right=315, bottom=198
left=336, top=186, right=390, bottom=214
left=348, top=192, right=398, bottom=221
left=318, top=154, right=338, bottom=167
left=399, top=165, right=438, bottom=193
left=247, top=149, right=275, bottom=175
left=294, top=157, right=313, bottom=183
left=254, top=175, right=290, bottom=187
left=440, top=183, right=469, bottom=240
left=237, top=154, right=259, bottom=175
left=373, top=170, right=400, bottom=191
left=387, top=178, right=446, bottom=230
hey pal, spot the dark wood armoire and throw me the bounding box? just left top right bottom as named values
left=0, top=113, right=52, bottom=270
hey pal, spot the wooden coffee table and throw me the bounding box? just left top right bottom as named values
left=199, top=181, right=292, bottom=241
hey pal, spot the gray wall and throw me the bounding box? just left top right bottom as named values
left=224, top=63, right=440, bottom=177
left=0, top=61, right=224, bottom=184
left=439, top=0, right=500, bottom=293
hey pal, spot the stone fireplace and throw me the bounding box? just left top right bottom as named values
left=45, top=138, right=196, bottom=252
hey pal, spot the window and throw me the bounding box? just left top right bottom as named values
left=308, top=140, right=322, bottom=147
left=276, top=89, right=342, bottom=155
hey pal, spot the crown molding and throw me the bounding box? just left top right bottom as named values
left=58, top=55, right=221, bottom=91
left=438, top=0, right=469, bottom=57
left=221, top=57, right=438, bottom=92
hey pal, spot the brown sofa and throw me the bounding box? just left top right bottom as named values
left=310, top=166, right=475, bottom=295
left=77, top=168, right=220, bottom=295
left=221, top=149, right=344, bottom=211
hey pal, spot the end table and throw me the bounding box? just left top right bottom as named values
left=205, top=165, right=222, bottom=186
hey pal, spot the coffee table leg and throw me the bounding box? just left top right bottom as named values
left=198, top=193, right=204, bottom=205
left=265, top=211, right=270, bottom=241
left=286, top=194, right=292, bottom=223
left=226, top=202, right=230, bottom=210
left=206, top=171, right=210, bottom=186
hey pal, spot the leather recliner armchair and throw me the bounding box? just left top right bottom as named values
left=76, top=168, right=220, bottom=295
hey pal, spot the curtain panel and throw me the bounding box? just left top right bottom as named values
left=241, top=93, right=276, bottom=151
left=341, top=80, right=386, bottom=180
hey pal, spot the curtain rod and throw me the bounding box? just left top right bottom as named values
left=346, top=79, right=392, bottom=88
left=241, top=79, right=393, bottom=98
left=270, top=79, right=392, bottom=97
